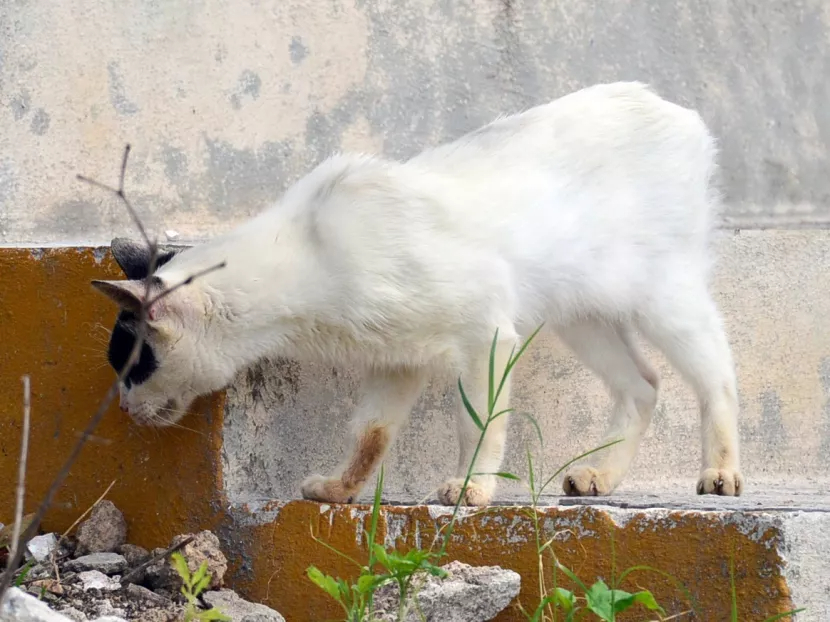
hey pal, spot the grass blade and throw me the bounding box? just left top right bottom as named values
left=488, top=328, right=499, bottom=413
left=763, top=609, right=806, bottom=621
left=458, top=378, right=484, bottom=431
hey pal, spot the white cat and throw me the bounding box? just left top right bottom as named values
left=92, top=81, right=742, bottom=506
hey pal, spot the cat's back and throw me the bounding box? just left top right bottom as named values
left=410, top=81, right=714, bottom=181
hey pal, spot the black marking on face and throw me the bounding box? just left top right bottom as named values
left=105, top=241, right=180, bottom=384
left=112, top=238, right=178, bottom=280
left=108, top=311, right=158, bottom=388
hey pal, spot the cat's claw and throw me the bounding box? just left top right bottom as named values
left=697, top=468, right=743, bottom=496
left=437, top=478, right=492, bottom=507
left=301, top=474, right=354, bottom=504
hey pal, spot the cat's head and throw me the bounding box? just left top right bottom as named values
left=92, top=238, right=221, bottom=427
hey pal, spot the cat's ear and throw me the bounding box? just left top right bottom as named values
left=111, top=238, right=178, bottom=280
left=90, top=280, right=146, bottom=314
left=91, top=279, right=182, bottom=323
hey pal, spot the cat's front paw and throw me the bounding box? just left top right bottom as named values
left=562, top=466, right=614, bottom=496
left=301, top=474, right=354, bottom=504
left=437, top=478, right=492, bottom=507
left=697, top=468, right=743, bottom=496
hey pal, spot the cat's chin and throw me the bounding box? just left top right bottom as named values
left=127, top=413, right=181, bottom=428
left=125, top=400, right=189, bottom=428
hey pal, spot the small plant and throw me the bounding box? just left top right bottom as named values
left=171, top=552, right=231, bottom=622
left=13, top=560, right=34, bottom=588
left=536, top=567, right=664, bottom=622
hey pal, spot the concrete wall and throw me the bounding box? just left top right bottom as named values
left=3, top=0, right=830, bottom=245
left=3, top=2, right=830, bottom=502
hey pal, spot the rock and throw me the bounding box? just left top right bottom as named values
left=175, top=531, right=227, bottom=590
left=202, top=589, right=285, bottom=622
left=373, top=561, right=520, bottom=622
left=115, top=544, right=150, bottom=584
left=29, top=579, right=65, bottom=596
left=138, top=609, right=185, bottom=622
left=26, top=562, right=53, bottom=581
left=26, top=533, right=58, bottom=563
left=0, top=586, right=75, bottom=621
left=76, top=502, right=127, bottom=554
left=143, top=548, right=178, bottom=592
left=57, top=607, right=88, bottom=622
left=91, top=600, right=126, bottom=619
left=89, top=618, right=128, bottom=622
left=115, top=544, right=149, bottom=568
left=125, top=584, right=172, bottom=608
left=66, top=553, right=127, bottom=575
left=76, top=570, right=122, bottom=592
left=147, top=531, right=226, bottom=592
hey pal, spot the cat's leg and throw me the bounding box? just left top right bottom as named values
left=301, top=366, right=426, bottom=504
left=560, top=321, right=660, bottom=496
left=437, top=330, right=517, bottom=507
left=638, top=283, right=743, bottom=496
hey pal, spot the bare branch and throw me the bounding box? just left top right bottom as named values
left=118, top=144, right=130, bottom=196
left=147, top=260, right=227, bottom=307
left=76, top=144, right=152, bottom=249
left=5, top=377, right=31, bottom=576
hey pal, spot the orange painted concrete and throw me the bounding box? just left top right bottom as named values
left=0, top=247, right=798, bottom=621
left=0, top=248, right=227, bottom=549
left=241, top=501, right=795, bottom=621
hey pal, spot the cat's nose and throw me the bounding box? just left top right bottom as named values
left=120, top=403, right=129, bottom=413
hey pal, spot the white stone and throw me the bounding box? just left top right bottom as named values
left=0, top=587, right=76, bottom=621
left=202, top=589, right=285, bottom=622
left=66, top=553, right=127, bottom=575
left=77, top=570, right=121, bottom=592
left=373, top=561, right=520, bottom=622
left=164, top=230, right=180, bottom=240
left=26, top=533, right=58, bottom=562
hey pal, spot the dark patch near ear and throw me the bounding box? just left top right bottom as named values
left=108, top=310, right=158, bottom=388
left=101, top=240, right=188, bottom=385
left=111, top=237, right=179, bottom=279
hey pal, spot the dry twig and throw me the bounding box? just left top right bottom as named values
left=5, top=377, right=32, bottom=577
left=60, top=479, right=117, bottom=540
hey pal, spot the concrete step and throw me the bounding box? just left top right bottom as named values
left=231, top=491, right=829, bottom=621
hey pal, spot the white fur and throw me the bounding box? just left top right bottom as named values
left=100, top=82, right=743, bottom=504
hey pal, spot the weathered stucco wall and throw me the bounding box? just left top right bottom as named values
left=2, top=0, right=830, bottom=244
left=3, top=3, right=830, bottom=617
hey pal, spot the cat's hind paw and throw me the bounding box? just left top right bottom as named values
left=301, top=474, right=354, bottom=504
left=437, top=478, right=492, bottom=507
